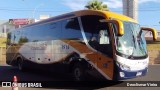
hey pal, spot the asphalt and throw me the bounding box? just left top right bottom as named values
left=0, top=64, right=159, bottom=90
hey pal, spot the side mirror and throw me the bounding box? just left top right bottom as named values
left=141, top=27, right=157, bottom=41
left=100, top=19, right=124, bottom=36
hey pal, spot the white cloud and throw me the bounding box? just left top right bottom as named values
left=104, top=0, right=122, bottom=8
left=62, top=0, right=122, bottom=10
left=62, top=0, right=160, bottom=10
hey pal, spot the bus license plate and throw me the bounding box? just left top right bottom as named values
left=136, top=72, right=142, bottom=76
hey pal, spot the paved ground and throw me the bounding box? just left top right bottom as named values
left=0, top=63, right=160, bottom=90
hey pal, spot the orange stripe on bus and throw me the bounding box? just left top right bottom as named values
left=63, top=40, right=113, bottom=79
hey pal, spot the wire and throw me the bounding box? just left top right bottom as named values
left=0, top=8, right=70, bottom=12
left=0, top=7, right=160, bottom=12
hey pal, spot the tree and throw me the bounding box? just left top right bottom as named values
left=18, top=37, right=29, bottom=44
left=85, top=0, right=109, bottom=11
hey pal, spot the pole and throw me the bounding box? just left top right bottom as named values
left=32, top=4, right=44, bottom=18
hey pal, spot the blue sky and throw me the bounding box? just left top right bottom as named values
left=0, top=0, right=160, bottom=30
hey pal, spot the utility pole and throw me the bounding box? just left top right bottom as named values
left=32, top=4, right=44, bottom=19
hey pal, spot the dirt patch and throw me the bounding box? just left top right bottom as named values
left=148, top=50, right=160, bottom=64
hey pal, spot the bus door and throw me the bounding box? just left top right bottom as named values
left=96, top=29, right=114, bottom=80
left=79, top=16, right=114, bottom=80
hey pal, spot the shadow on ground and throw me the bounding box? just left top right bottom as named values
left=0, top=65, right=122, bottom=89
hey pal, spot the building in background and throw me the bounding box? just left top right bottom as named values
left=144, top=30, right=160, bottom=40
left=35, top=15, right=50, bottom=22
left=0, top=20, right=14, bottom=37
left=40, top=15, right=50, bottom=20
left=0, top=15, right=50, bottom=37
left=9, top=18, right=35, bottom=28
left=0, top=18, right=35, bottom=37
left=123, top=0, right=138, bottom=21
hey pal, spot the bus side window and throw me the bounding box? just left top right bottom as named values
left=7, top=33, right=11, bottom=45
left=62, top=18, right=82, bottom=39
left=11, top=32, right=15, bottom=44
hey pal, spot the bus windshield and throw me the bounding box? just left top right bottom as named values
left=116, top=21, right=147, bottom=58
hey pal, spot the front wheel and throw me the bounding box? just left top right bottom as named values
left=17, top=58, right=25, bottom=71
left=72, top=63, right=86, bottom=81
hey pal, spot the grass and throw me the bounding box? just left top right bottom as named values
left=147, top=44, right=160, bottom=50
left=146, top=40, right=160, bottom=64
left=0, top=37, right=159, bottom=64
left=0, top=37, right=159, bottom=50
left=147, top=40, right=160, bottom=51
left=0, top=37, right=158, bottom=64
left=0, top=38, right=6, bottom=47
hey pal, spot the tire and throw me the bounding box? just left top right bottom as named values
left=17, top=58, right=25, bottom=71
left=72, top=63, right=86, bottom=81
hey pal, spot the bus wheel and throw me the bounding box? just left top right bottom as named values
left=17, top=58, right=25, bottom=71
left=73, top=63, right=86, bottom=81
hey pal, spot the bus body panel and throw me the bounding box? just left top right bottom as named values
left=6, top=10, right=149, bottom=80
left=116, top=55, right=149, bottom=79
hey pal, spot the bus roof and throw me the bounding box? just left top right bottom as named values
left=24, top=10, right=137, bottom=28
left=74, top=10, right=137, bottom=23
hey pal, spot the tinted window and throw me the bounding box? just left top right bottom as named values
left=62, top=18, right=82, bottom=39
left=11, top=31, right=16, bottom=44
left=7, top=32, right=11, bottom=45
left=14, top=30, right=22, bottom=44
left=26, top=21, right=62, bottom=42
left=18, top=30, right=29, bottom=44
left=81, top=15, right=113, bottom=57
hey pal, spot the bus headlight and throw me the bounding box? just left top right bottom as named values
left=116, top=62, right=131, bottom=71
left=120, top=64, right=131, bottom=71
left=120, top=72, right=125, bottom=77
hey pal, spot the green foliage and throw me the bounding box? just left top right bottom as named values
left=85, top=0, right=109, bottom=11
left=0, top=38, right=6, bottom=47
left=18, top=37, right=29, bottom=44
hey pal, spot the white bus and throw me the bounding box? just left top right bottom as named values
left=6, top=10, right=157, bottom=81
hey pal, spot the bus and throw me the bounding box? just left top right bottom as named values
left=6, top=10, right=157, bottom=81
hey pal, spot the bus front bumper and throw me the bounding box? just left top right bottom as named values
left=117, top=68, right=148, bottom=80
